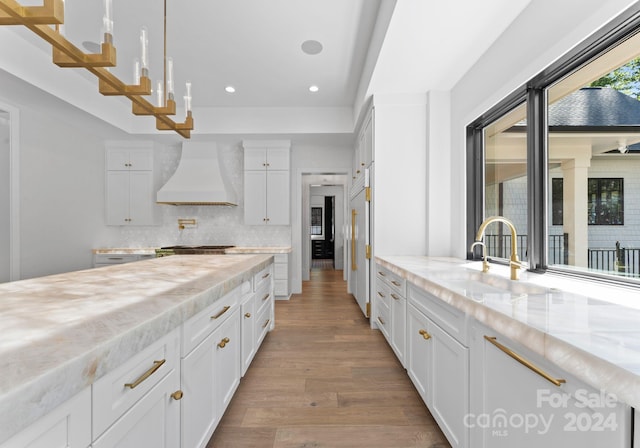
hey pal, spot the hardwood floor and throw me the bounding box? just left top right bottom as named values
left=207, top=268, right=451, bottom=448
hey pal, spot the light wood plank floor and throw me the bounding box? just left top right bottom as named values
left=207, top=268, right=451, bottom=448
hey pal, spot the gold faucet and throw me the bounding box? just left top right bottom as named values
left=473, top=216, right=524, bottom=280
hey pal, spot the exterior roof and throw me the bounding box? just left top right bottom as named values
left=549, top=87, right=640, bottom=126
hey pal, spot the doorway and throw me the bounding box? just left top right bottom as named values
left=300, top=174, right=348, bottom=281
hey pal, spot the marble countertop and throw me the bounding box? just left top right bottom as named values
left=93, top=246, right=292, bottom=254
left=0, top=254, right=272, bottom=443
left=376, top=256, right=640, bottom=409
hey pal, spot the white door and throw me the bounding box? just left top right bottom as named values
left=0, top=111, right=9, bottom=283
left=106, top=171, right=130, bottom=225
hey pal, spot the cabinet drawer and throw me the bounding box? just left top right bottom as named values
left=93, top=328, right=179, bottom=438
left=375, top=279, right=391, bottom=310
left=376, top=301, right=390, bottom=339
left=376, top=265, right=406, bottom=297
left=182, top=286, right=241, bottom=356
left=256, top=297, right=272, bottom=345
left=274, top=262, right=288, bottom=280
left=254, top=264, right=273, bottom=291
left=94, top=254, right=139, bottom=265
left=274, top=253, right=288, bottom=264
left=255, top=281, right=272, bottom=316
left=408, top=283, right=468, bottom=346
left=274, top=279, right=288, bottom=297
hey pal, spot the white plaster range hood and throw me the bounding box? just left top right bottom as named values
left=157, top=141, right=238, bottom=206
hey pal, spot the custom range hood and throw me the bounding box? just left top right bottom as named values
left=157, top=141, right=238, bottom=206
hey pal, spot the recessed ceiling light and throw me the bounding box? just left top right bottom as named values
left=225, top=86, right=236, bottom=93
left=301, top=40, right=323, bottom=55
left=309, top=85, right=319, bottom=93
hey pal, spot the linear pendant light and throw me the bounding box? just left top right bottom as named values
left=0, top=0, right=194, bottom=138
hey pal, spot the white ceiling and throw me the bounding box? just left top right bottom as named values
left=1, top=0, right=533, bottom=138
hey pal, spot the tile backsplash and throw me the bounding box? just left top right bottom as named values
left=99, top=141, right=291, bottom=248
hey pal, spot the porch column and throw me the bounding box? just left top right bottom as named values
left=561, top=154, right=591, bottom=267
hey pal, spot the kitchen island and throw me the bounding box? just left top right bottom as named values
left=0, top=253, right=273, bottom=445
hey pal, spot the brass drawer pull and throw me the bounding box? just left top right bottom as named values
left=124, top=359, right=166, bottom=389
left=377, top=316, right=385, bottom=325
left=484, top=336, right=566, bottom=387
left=378, top=271, right=385, bottom=276
left=171, top=390, right=183, bottom=400
left=391, top=280, right=401, bottom=287
left=262, top=293, right=270, bottom=301
left=211, top=305, right=231, bottom=320
left=262, top=272, right=270, bottom=279
left=419, top=329, right=431, bottom=340
left=377, top=291, right=385, bottom=298
left=245, top=312, right=252, bottom=318
left=218, top=337, right=230, bottom=348
left=262, top=318, right=271, bottom=329
left=390, top=293, right=400, bottom=300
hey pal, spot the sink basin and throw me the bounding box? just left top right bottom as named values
left=429, top=266, right=549, bottom=298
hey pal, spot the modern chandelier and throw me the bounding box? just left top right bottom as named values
left=0, top=0, right=194, bottom=138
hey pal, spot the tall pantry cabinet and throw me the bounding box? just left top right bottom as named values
left=349, top=94, right=428, bottom=325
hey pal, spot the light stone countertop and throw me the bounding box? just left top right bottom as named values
left=376, top=255, right=640, bottom=409
left=92, top=246, right=292, bottom=254
left=0, top=254, right=273, bottom=444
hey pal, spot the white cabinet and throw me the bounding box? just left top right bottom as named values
left=92, top=328, right=181, bottom=448
left=469, top=320, right=632, bottom=448
left=353, top=109, right=373, bottom=185
left=348, top=178, right=370, bottom=318
left=105, top=142, right=159, bottom=226
left=0, top=388, right=91, bottom=448
left=406, top=296, right=469, bottom=448
left=180, top=287, right=242, bottom=448
left=243, top=140, right=290, bottom=225
left=375, top=264, right=406, bottom=366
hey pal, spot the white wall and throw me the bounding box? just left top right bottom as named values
left=449, top=0, right=640, bottom=259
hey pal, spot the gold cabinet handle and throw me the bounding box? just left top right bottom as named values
left=378, top=271, right=386, bottom=276
left=244, top=312, right=252, bottom=318
left=484, top=336, right=566, bottom=387
left=124, top=359, right=166, bottom=389
left=377, top=291, right=385, bottom=298
left=391, top=280, right=401, bottom=287
left=390, top=293, right=400, bottom=301
left=171, top=390, right=183, bottom=400
left=218, top=337, right=230, bottom=348
left=351, top=209, right=357, bottom=271
left=262, top=272, right=270, bottom=279
left=377, top=316, right=385, bottom=325
left=211, top=305, right=231, bottom=320
left=262, top=293, right=270, bottom=301
left=419, top=329, right=431, bottom=340
left=262, top=318, right=271, bottom=329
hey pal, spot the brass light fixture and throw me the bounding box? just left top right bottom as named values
left=0, top=0, right=194, bottom=138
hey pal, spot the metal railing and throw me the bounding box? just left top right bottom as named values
left=588, top=242, right=640, bottom=276
left=485, top=234, right=568, bottom=265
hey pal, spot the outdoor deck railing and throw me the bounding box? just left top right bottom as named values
left=484, top=234, right=568, bottom=265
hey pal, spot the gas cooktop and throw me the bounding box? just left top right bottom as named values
left=156, top=245, right=235, bottom=256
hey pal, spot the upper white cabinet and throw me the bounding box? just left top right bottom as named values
left=243, top=140, right=290, bottom=225
left=353, top=109, right=373, bottom=184
left=105, top=142, right=159, bottom=226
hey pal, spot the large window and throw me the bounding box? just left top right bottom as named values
left=468, top=6, right=640, bottom=282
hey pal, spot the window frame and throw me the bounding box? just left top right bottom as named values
left=467, top=3, right=640, bottom=284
